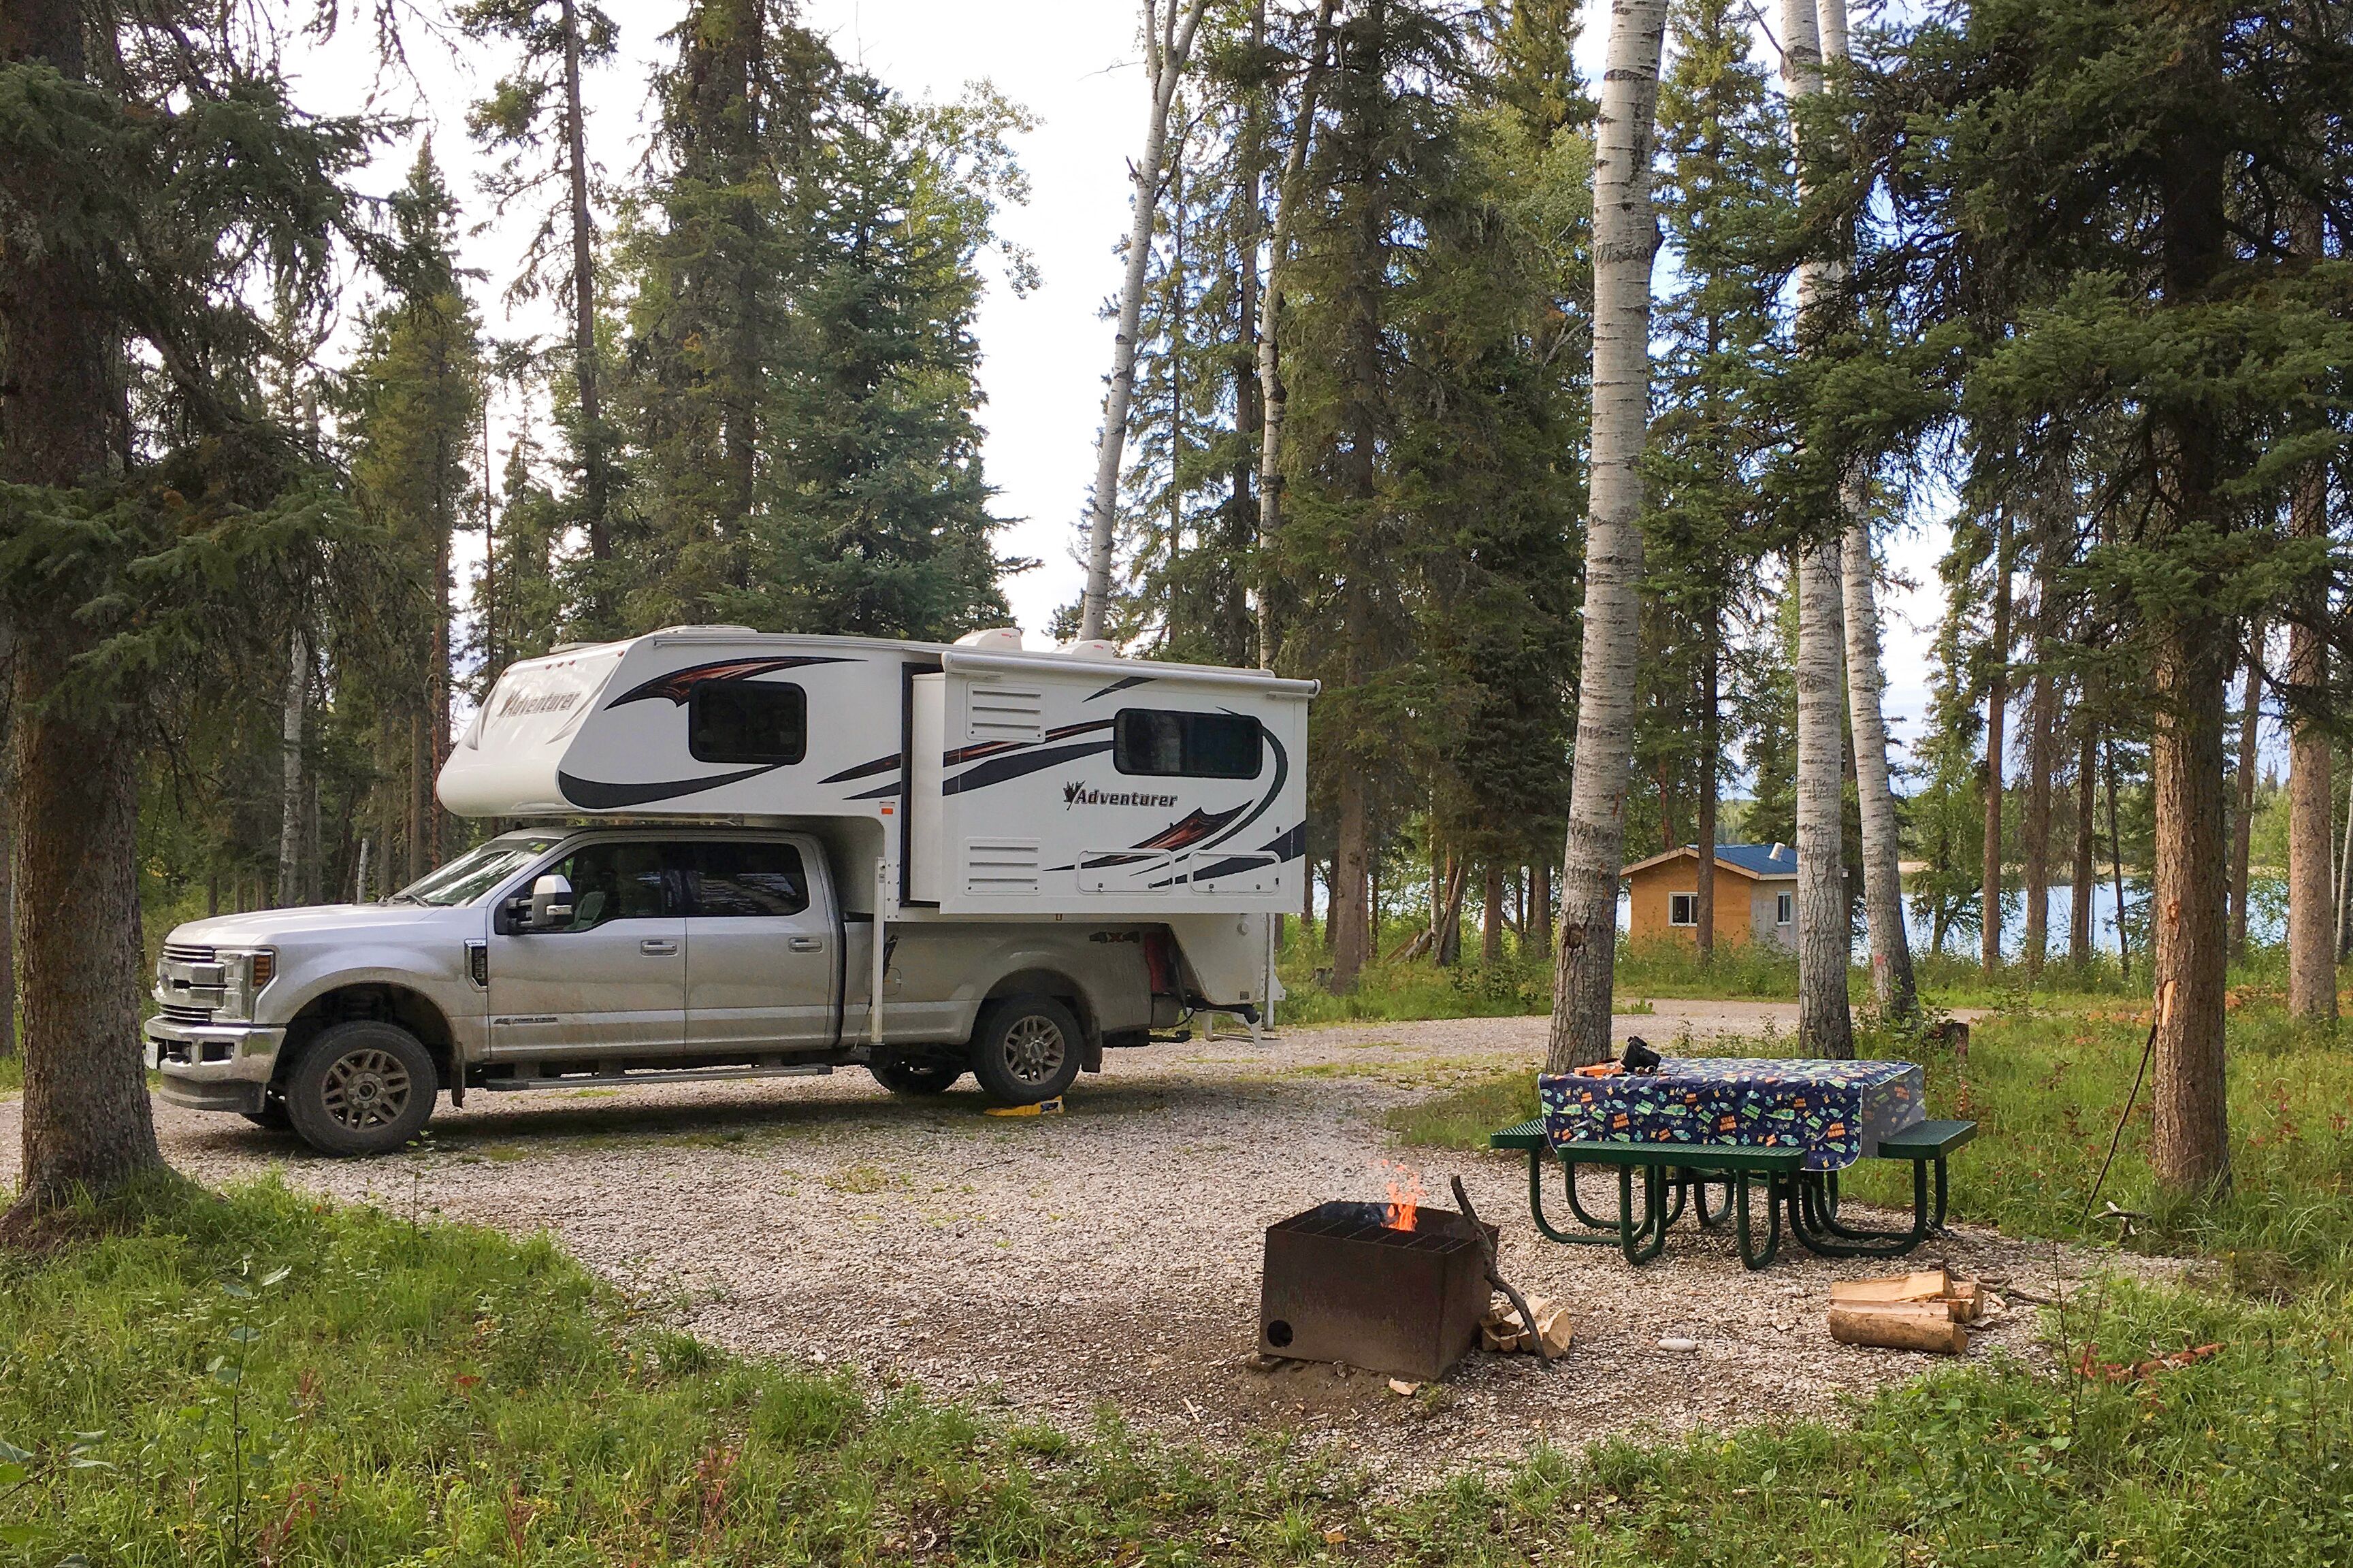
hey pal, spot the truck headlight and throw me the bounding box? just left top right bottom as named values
left=214, top=949, right=276, bottom=1021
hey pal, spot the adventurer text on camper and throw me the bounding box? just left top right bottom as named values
left=1064, top=781, right=1179, bottom=810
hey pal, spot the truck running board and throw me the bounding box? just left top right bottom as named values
left=481, top=1062, right=838, bottom=1092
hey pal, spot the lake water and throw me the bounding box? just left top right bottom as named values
left=1614, top=877, right=2288, bottom=959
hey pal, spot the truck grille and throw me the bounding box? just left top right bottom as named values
left=163, top=943, right=218, bottom=965
left=158, top=1003, right=216, bottom=1025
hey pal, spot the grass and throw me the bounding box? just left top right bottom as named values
left=7, top=994, right=2353, bottom=1563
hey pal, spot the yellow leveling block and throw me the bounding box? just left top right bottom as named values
left=984, top=1097, right=1065, bottom=1117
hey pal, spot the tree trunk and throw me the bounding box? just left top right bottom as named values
left=2108, top=740, right=2130, bottom=983
left=2287, top=455, right=2335, bottom=1023
left=1252, top=0, right=1340, bottom=667
left=1980, top=511, right=2013, bottom=971
left=2071, top=723, right=2096, bottom=967
left=1796, top=538, right=1855, bottom=1058
left=2228, top=625, right=2260, bottom=963
left=1695, top=634, right=1719, bottom=968
left=1080, top=0, right=1213, bottom=640
left=1330, top=765, right=1371, bottom=990
left=1482, top=863, right=1504, bottom=964
left=1531, top=861, right=1552, bottom=960
left=1, top=0, right=172, bottom=1231
left=1840, top=508, right=1913, bottom=1016
left=2022, top=660, right=2056, bottom=977
left=2146, top=27, right=2230, bottom=1194
left=276, top=625, right=308, bottom=907
left=1544, top=0, right=1666, bottom=1075
left=559, top=0, right=607, bottom=564
left=408, top=714, right=430, bottom=883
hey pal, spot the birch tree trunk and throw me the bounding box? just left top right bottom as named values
left=1080, top=0, right=1213, bottom=641
left=275, top=625, right=308, bottom=908
left=1781, top=0, right=1851, bottom=1058
left=2287, top=440, right=2335, bottom=1022
left=1840, top=509, right=1914, bottom=1016
left=1544, top=0, right=1667, bottom=1075
left=1252, top=0, right=1340, bottom=667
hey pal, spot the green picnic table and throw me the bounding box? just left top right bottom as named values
left=1489, top=1109, right=1978, bottom=1271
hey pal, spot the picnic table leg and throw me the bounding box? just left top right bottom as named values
left=1691, top=1173, right=1734, bottom=1232
left=1527, top=1149, right=1617, bottom=1247
left=1786, top=1168, right=1929, bottom=1259
left=1562, top=1160, right=1619, bottom=1232
left=1931, top=1156, right=1950, bottom=1232
left=1732, top=1170, right=1781, bottom=1269
left=1616, top=1165, right=1671, bottom=1265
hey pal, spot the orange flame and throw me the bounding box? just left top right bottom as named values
left=1380, top=1160, right=1425, bottom=1231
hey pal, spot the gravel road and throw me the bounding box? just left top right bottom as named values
left=3, top=1000, right=2151, bottom=1482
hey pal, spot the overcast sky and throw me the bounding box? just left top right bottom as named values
left=295, top=0, right=1953, bottom=779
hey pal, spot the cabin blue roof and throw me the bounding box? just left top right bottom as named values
left=1707, top=843, right=1796, bottom=878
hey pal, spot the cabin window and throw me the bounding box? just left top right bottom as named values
left=682, top=841, right=810, bottom=917
left=689, top=681, right=806, bottom=765
left=1776, top=892, right=1794, bottom=925
left=1669, top=892, right=1697, bottom=927
left=1112, top=709, right=1263, bottom=779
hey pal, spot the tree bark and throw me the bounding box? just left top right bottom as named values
left=2228, top=625, right=2260, bottom=963
left=1840, top=506, right=1914, bottom=1016
left=2146, top=23, right=2230, bottom=1193
left=1695, top=634, right=1719, bottom=968
left=1252, top=0, right=1340, bottom=667
left=1980, top=511, right=2013, bottom=972
left=1482, top=863, right=1504, bottom=964
left=2072, top=723, right=2096, bottom=967
left=2108, top=739, right=2130, bottom=983
left=1, top=0, right=173, bottom=1230
left=1544, top=0, right=1666, bottom=1074
left=2287, top=439, right=2335, bottom=1022
left=1796, top=538, right=1855, bottom=1058
left=1782, top=0, right=1850, bottom=1058
left=1330, top=764, right=1371, bottom=990
left=2022, top=661, right=2056, bottom=977
left=276, top=625, right=308, bottom=907
left=1080, top=0, right=1213, bottom=641
left=559, top=0, right=608, bottom=564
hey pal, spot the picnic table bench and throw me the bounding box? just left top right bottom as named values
left=1490, top=1060, right=1979, bottom=1271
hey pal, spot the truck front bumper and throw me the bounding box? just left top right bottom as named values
left=147, top=1017, right=285, bottom=1115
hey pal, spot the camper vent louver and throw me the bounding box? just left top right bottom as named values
left=965, top=839, right=1041, bottom=895
left=966, top=685, right=1044, bottom=744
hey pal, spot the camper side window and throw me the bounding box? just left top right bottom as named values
left=1111, top=709, right=1263, bottom=779
left=689, top=681, right=806, bottom=765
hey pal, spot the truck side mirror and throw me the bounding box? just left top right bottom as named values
left=528, top=873, right=574, bottom=930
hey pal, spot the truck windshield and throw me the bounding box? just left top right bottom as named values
left=389, top=837, right=561, bottom=906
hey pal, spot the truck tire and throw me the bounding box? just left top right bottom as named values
left=969, top=995, right=1084, bottom=1107
left=282, top=1020, right=437, bottom=1157
left=870, top=1056, right=964, bottom=1096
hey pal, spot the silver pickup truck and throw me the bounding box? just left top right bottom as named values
left=148, top=826, right=1188, bottom=1155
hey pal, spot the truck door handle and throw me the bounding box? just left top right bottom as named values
left=640, top=938, right=679, bottom=956
left=788, top=936, right=823, bottom=952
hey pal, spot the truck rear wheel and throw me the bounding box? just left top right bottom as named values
left=283, top=1020, right=437, bottom=1156
left=870, top=1056, right=964, bottom=1096
left=969, top=995, right=1083, bottom=1107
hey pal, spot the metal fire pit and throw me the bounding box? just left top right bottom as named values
left=1259, top=1202, right=1497, bottom=1382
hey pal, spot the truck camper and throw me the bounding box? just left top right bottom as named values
left=146, top=625, right=1314, bottom=1154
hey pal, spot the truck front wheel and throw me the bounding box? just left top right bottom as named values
left=969, top=995, right=1084, bottom=1107
left=283, top=1020, right=438, bottom=1156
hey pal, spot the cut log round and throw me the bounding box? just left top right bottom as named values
left=1828, top=1302, right=1968, bottom=1355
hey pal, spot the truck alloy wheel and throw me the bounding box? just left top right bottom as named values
left=971, top=995, right=1084, bottom=1106
left=284, top=1020, right=438, bottom=1156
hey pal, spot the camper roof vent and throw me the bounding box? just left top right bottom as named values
left=1062, top=638, right=1126, bottom=662
left=954, top=627, right=1026, bottom=651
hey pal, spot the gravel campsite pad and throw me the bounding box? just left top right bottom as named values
left=5, top=1002, right=2166, bottom=1482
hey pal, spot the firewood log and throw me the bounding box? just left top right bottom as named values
left=1828, top=1301, right=1968, bottom=1355
left=1828, top=1270, right=1951, bottom=1305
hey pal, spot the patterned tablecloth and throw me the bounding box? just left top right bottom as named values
left=1538, top=1057, right=1926, bottom=1173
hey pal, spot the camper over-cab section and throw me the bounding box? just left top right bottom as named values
left=438, top=625, right=1314, bottom=917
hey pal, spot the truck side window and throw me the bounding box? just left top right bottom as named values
left=1112, top=709, right=1262, bottom=779
left=689, top=681, right=806, bottom=765
left=683, top=842, right=811, bottom=917
left=542, top=841, right=671, bottom=931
